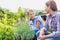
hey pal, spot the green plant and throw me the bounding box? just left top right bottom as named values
left=14, top=24, right=35, bottom=40
left=0, top=23, right=15, bottom=40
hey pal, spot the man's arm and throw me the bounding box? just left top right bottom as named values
left=37, top=15, right=45, bottom=28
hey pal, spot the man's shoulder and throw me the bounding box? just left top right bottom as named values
left=35, top=15, right=41, bottom=19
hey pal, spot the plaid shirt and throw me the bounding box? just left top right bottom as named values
left=43, top=11, right=60, bottom=37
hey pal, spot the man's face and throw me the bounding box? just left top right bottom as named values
left=45, top=6, right=50, bottom=14
left=28, top=11, right=35, bottom=20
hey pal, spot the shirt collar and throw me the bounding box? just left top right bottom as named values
left=30, top=18, right=35, bottom=22
left=30, top=16, right=37, bottom=21
left=52, top=11, right=57, bottom=17
left=49, top=11, right=57, bottom=18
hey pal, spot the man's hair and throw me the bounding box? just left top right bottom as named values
left=27, top=9, right=34, bottom=15
left=46, top=0, right=57, bottom=11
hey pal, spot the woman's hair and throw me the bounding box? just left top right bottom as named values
left=46, top=0, right=57, bottom=11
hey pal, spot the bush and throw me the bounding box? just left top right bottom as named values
left=0, top=23, right=15, bottom=40
left=14, top=24, right=35, bottom=40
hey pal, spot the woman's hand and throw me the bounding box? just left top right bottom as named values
left=37, top=35, right=46, bottom=40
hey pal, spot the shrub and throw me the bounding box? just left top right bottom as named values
left=14, top=24, right=35, bottom=40
left=0, top=23, right=15, bottom=40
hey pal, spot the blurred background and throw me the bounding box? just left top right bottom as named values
left=0, top=0, right=60, bottom=40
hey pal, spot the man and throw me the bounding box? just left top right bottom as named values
left=27, top=9, right=44, bottom=39
left=37, top=0, right=60, bottom=40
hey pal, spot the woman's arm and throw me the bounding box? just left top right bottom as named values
left=39, top=28, right=45, bottom=36
left=45, top=14, right=60, bottom=38
left=39, top=17, right=49, bottom=36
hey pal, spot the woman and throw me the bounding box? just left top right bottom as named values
left=37, top=0, right=60, bottom=40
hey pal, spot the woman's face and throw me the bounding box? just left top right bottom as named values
left=45, top=5, right=50, bottom=14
